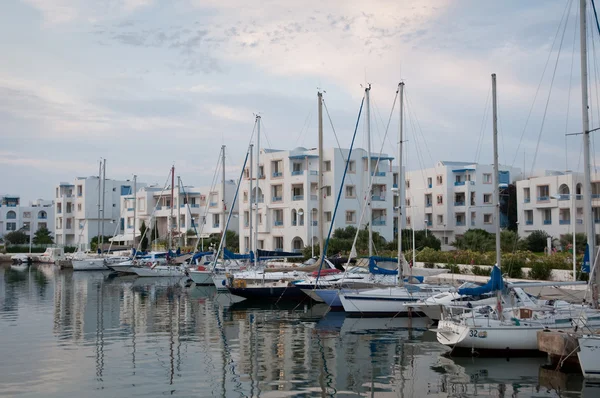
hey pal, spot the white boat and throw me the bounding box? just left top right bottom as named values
left=578, top=335, right=600, bottom=378
left=189, top=267, right=213, bottom=285
left=73, top=255, right=130, bottom=271
left=107, top=252, right=170, bottom=273
left=11, top=253, right=32, bottom=265
left=39, top=247, right=65, bottom=263
left=129, top=263, right=188, bottom=278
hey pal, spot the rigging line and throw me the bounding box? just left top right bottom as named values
left=404, top=91, right=428, bottom=187
left=529, top=0, right=572, bottom=177
left=404, top=88, right=434, bottom=165
left=565, top=2, right=579, bottom=172
left=193, top=149, right=224, bottom=252
left=474, top=85, right=492, bottom=164
left=511, top=0, right=574, bottom=168
left=293, top=106, right=314, bottom=148
left=259, top=119, right=274, bottom=149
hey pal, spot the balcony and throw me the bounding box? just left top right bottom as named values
left=38, top=215, right=47, bottom=220
left=213, top=223, right=220, bottom=228
left=127, top=207, right=134, bottom=211
left=593, top=194, right=600, bottom=199
left=311, top=221, right=318, bottom=226
left=425, top=203, right=432, bottom=208
left=156, top=206, right=162, bottom=210
left=537, top=196, right=549, bottom=202
left=543, top=219, right=552, bottom=225
left=209, top=202, right=218, bottom=207
left=596, top=219, right=600, bottom=224
left=559, top=219, right=571, bottom=225
left=309, top=170, right=318, bottom=176
left=190, top=203, right=199, bottom=208
left=425, top=220, right=432, bottom=226
left=578, top=219, right=584, bottom=224
left=292, top=220, right=297, bottom=226
left=371, top=195, right=386, bottom=201
left=274, top=220, right=283, bottom=227
left=456, top=221, right=465, bottom=226
left=371, top=171, right=386, bottom=177
left=292, top=170, right=304, bottom=176
left=292, top=195, right=304, bottom=201
left=372, top=219, right=386, bottom=226
left=454, top=201, right=465, bottom=206
left=524, top=198, right=530, bottom=203
left=272, top=196, right=282, bottom=202
left=454, top=181, right=465, bottom=186
left=471, top=220, right=476, bottom=226
left=393, top=183, right=398, bottom=189
left=427, top=183, right=432, bottom=189
left=526, top=220, right=533, bottom=225
left=558, top=195, right=570, bottom=201
left=576, top=194, right=583, bottom=200
left=57, top=210, right=62, bottom=214
left=244, top=222, right=249, bottom=227
left=272, top=172, right=283, bottom=178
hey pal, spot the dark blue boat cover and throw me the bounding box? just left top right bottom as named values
left=458, top=265, right=503, bottom=295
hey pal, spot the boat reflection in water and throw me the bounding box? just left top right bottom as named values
left=0, top=266, right=596, bottom=397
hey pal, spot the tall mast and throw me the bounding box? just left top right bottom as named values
left=366, top=85, right=373, bottom=258
left=492, top=74, right=501, bottom=269
left=249, top=143, right=253, bottom=257
left=133, top=174, right=137, bottom=248
left=101, top=158, right=106, bottom=255
left=397, top=82, right=405, bottom=283
left=318, top=92, right=324, bottom=260
left=96, top=159, right=102, bottom=252
left=177, top=176, right=182, bottom=248
left=170, top=165, right=174, bottom=251
left=580, top=0, right=597, bottom=289
left=222, top=145, right=227, bottom=255
left=254, top=116, right=261, bottom=264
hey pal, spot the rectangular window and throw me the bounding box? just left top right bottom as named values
left=484, top=214, right=492, bottom=224
left=244, top=236, right=250, bottom=249
left=406, top=216, right=411, bottom=226
left=6, top=222, right=16, bottom=231
left=437, top=195, right=443, bottom=205
left=244, top=168, right=250, bottom=179
left=120, top=185, right=132, bottom=195
left=325, top=186, right=332, bottom=197
left=243, top=191, right=248, bottom=202
left=325, top=211, right=332, bottom=222
left=437, top=215, right=444, bottom=225
left=23, top=212, right=31, bottom=218
left=258, top=165, right=264, bottom=178
left=258, top=213, right=262, bottom=224
left=274, top=236, right=284, bottom=250
left=427, top=177, right=433, bottom=188
left=324, top=161, right=331, bottom=172
left=483, top=194, right=492, bottom=204
left=345, top=185, right=355, bottom=198
left=258, top=240, right=264, bottom=249
left=345, top=210, right=356, bottom=224
left=405, top=198, right=411, bottom=207
left=77, top=203, right=82, bottom=212
left=406, top=180, right=410, bottom=189
left=483, top=173, right=492, bottom=184
left=436, top=175, right=443, bottom=185
left=348, top=160, right=355, bottom=173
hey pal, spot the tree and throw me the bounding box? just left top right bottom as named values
left=139, top=221, right=149, bottom=252
left=559, top=233, right=587, bottom=254
left=500, top=230, right=527, bottom=252
left=452, top=229, right=495, bottom=252
left=90, top=236, right=114, bottom=252
left=33, top=227, right=54, bottom=244
left=4, top=231, right=28, bottom=244
left=526, top=230, right=551, bottom=253
left=150, top=220, right=160, bottom=242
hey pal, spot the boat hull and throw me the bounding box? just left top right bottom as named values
left=130, top=266, right=187, bottom=278
left=228, top=285, right=311, bottom=302
left=189, top=270, right=213, bottom=285
left=578, top=336, right=600, bottom=378
left=340, top=293, right=425, bottom=317
left=73, top=259, right=108, bottom=271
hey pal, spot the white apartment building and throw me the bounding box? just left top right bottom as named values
left=0, top=195, right=54, bottom=241
left=54, top=177, right=145, bottom=248
left=405, top=161, right=522, bottom=249
left=237, top=146, right=401, bottom=254
left=119, top=180, right=239, bottom=248
left=516, top=171, right=600, bottom=239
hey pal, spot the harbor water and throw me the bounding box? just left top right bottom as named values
left=1, top=264, right=599, bottom=397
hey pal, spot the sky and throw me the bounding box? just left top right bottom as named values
left=1, top=0, right=600, bottom=202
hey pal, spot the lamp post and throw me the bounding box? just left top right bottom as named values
left=424, top=221, right=428, bottom=238
left=551, top=192, right=577, bottom=281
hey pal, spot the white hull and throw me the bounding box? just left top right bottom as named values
left=578, top=335, right=600, bottom=378
left=189, top=270, right=213, bottom=285
left=212, top=274, right=228, bottom=290
left=73, top=258, right=108, bottom=271
left=130, top=265, right=187, bottom=278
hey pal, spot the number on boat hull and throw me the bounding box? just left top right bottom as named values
left=469, top=329, right=487, bottom=338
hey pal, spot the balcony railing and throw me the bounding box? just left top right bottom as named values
left=292, top=220, right=297, bottom=226
left=274, top=220, right=283, bottom=226
left=526, top=220, right=533, bottom=225
left=77, top=193, right=82, bottom=197
left=292, top=170, right=304, bottom=176
left=454, top=181, right=465, bottom=186
left=425, top=220, right=432, bottom=226
left=311, top=221, right=318, bottom=226
left=213, top=223, right=220, bottom=228
left=393, top=183, right=398, bottom=189
left=578, top=219, right=583, bottom=224
left=427, top=183, right=432, bottom=188
left=38, top=215, right=47, bottom=219
left=596, top=219, right=600, bottom=224
left=190, top=203, right=199, bottom=208
left=425, top=203, right=432, bottom=207
left=454, top=201, right=465, bottom=206
left=559, top=219, right=571, bottom=225
left=244, top=222, right=249, bottom=227
left=371, top=171, right=386, bottom=177
left=456, top=221, right=465, bottom=226
left=209, top=202, right=218, bottom=207
left=57, top=210, right=62, bottom=214
left=272, top=196, right=282, bottom=202
left=524, top=198, right=530, bottom=203
left=292, top=195, right=304, bottom=201
left=310, top=170, right=318, bottom=175
left=471, top=221, right=476, bottom=226
left=272, top=172, right=283, bottom=178
left=593, top=194, right=600, bottom=199
left=576, top=194, right=583, bottom=200
left=127, top=207, right=134, bottom=211
left=372, top=220, right=386, bottom=226
left=543, top=219, right=552, bottom=225
left=371, top=195, right=386, bottom=201
left=558, top=194, right=570, bottom=201
left=537, top=196, right=549, bottom=201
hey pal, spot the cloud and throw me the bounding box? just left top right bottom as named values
left=22, top=0, right=153, bottom=25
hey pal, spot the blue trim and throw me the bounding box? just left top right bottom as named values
left=362, top=155, right=394, bottom=161
left=289, top=154, right=318, bottom=159
left=452, top=168, right=475, bottom=172
left=343, top=295, right=419, bottom=302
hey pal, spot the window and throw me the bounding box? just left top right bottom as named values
left=348, top=160, right=355, bottom=173
left=325, top=211, right=332, bottom=222
left=483, top=173, right=492, bottom=184
left=258, top=240, right=264, bottom=249
left=23, top=212, right=31, bottom=218
left=455, top=175, right=462, bottom=183
left=406, top=216, right=411, bottom=226
left=471, top=212, right=476, bottom=226
left=345, top=185, right=355, bottom=198
left=436, top=175, right=443, bottom=185
left=244, top=168, right=250, bottom=179
left=273, top=209, right=283, bottom=226
left=292, top=163, right=302, bottom=174
left=213, top=214, right=220, bottom=228
left=346, top=210, right=356, bottom=224
left=427, top=177, right=433, bottom=188
left=23, top=222, right=31, bottom=232
left=406, top=180, right=410, bottom=188
left=272, top=185, right=283, bottom=202
left=6, top=222, right=16, bottom=231
left=258, top=165, right=264, bottom=178
left=443, top=237, right=449, bottom=245
left=6, top=211, right=16, bottom=219
left=324, top=161, right=331, bottom=171
left=258, top=213, right=263, bottom=224
left=484, top=214, right=492, bottom=224
left=325, top=186, right=332, bottom=197
left=273, top=236, right=284, bottom=250
left=437, top=195, right=443, bottom=205
left=538, top=185, right=550, bottom=201
left=244, top=236, right=250, bottom=249
left=523, top=187, right=530, bottom=202
left=483, top=194, right=492, bottom=204
left=405, top=198, right=411, bottom=207
left=39, top=222, right=47, bottom=230
left=77, top=203, right=82, bottom=212
left=121, top=185, right=132, bottom=195
left=470, top=192, right=476, bottom=206
left=271, top=160, right=282, bottom=177
left=243, top=191, right=248, bottom=202
left=437, top=215, right=444, bottom=225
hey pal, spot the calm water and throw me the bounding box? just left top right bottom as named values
left=1, top=265, right=599, bottom=398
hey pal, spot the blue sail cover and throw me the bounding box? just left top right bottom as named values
left=458, top=265, right=503, bottom=295
left=256, top=249, right=303, bottom=259
left=368, top=256, right=399, bottom=275
left=191, top=251, right=214, bottom=261
left=223, top=248, right=254, bottom=260
left=582, top=244, right=591, bottom=273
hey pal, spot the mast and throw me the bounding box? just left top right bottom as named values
left=254, top=116, right=260, bottom=264
left=222, top=145, right=227, bottom=255
left=96, top=160, right=102, bottom=253
left=177, top=176, right=182, bottom=248
left=397, top=82, right=405, bottom=284
left=318, top=92, right=324, bottom=260
left=580, top=0, right=597, bottom=290
left=492, top=73, right=501, bottom=268
left=249, top=143, right=253, bottom=258
left=365, top=85, right=373, bottom=258
left=133, top=175, right=137, bottom=248
left=170, top=165, right=174, bottom=251
left=101, top=158, right=106, bottom=255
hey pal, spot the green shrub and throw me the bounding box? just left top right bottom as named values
left=528, top=262, right=552, bottom=280
left=444, top=263, right=461, bottom=274
left=424, top=262, right=435, bottom=269
left=472, top=265, right=492, bottom=276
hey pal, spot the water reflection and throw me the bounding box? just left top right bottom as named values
left=1, top=264, right=599, bottom=397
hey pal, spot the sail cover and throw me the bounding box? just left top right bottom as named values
left=368, top=256, right=399, bottom=275
left=458, top=265, right=503, bottom=295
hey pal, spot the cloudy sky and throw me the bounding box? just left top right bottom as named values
left=1, top=0, right=599, bottom=202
